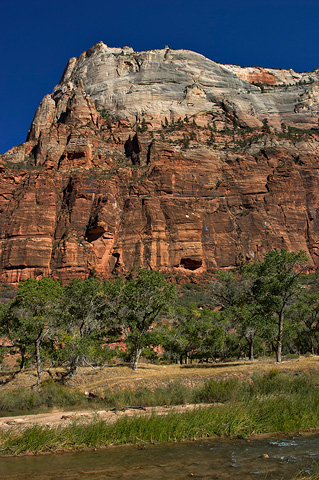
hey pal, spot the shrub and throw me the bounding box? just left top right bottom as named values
left=195, top=378, right=243, bottom=403
left=39, top=379, right=84, bottom=407
left=0, top=381, right=86, bottom=413
left=102, top=382, right=193, bottom=408
left=0, top=388, right=41, bottom=412
left=249, top=371, right=315, bottom=396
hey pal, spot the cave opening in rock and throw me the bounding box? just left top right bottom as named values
left=180, top=258, right=202, bottom=270
left=85, top=226, right=105, bottom=243
left=124, top=134, right=141, bottom=165
left=111, top=253, right=120, bottom=272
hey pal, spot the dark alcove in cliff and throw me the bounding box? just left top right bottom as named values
left=111, top=252, right=120, bottom=272
left=124, top=134, right=141, bottom=165
left=180, top=258, right=202, bottom=270
left=62, top=177, right=77, bottom=211
left=86, top=225, right=105, bottom=243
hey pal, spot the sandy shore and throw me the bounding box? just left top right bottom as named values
left=0, top=403, right=213, bottom=431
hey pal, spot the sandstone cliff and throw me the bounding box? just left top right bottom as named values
left=1, top=42, right=319, bottom=282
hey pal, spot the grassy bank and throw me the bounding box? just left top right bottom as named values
left=1, top=371, right=319, bottom=454
left=1, top=394, right=319, bottom=454
left=0, top=367, right=315, bottom=414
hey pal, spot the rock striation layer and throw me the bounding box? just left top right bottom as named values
left=1, top=42, right=319, bottom=282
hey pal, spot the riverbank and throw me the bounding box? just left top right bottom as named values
left=1, top=357, right=319, bottom=455
left=1, top=377, right=319, bottom=454
left=1, top=398, right=319, bottom=455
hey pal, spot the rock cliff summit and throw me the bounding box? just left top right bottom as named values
left=1, top=42, right=319, bottom=282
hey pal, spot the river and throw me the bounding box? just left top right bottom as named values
left=1, top=434, right=319, bottom=479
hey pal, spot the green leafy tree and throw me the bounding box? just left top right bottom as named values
left=0, top=304, right=28, bottom=376
left=262, top=118, right=271, bottom=134
left=53, top=277, right=110, bottom=380
left=162, top=305, right=206, bottom=364
left=161, top=305, right=226, bottom=364
left=137, top=117, right=148, bottom=133
left=192, top=308, right=226, bottom=362
left=242, top=249, right=308, bottom=363
left=232, top=300, right=265, bottom=360
left=0, top=278, right=62, bottom=383
left=209, top=271, right=260, bottom=360
left=233, top=274, right=275, bottom=360
left=104, top=270, right=176, bottom=370
left=210, top=270, right=242, bottom=310
left=289, top=274, right=319, bottom=354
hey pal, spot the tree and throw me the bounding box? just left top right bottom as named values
left=53, top=277, right=110, bottom=380
left=289, top=273, right=319, bottom=354
left=0, top=278, right=62, bottom=383
left=210, top=270, right=242, bottom=310
left=104, top=270, right=176, bottom=370
left=242, top=249, right=308, bottom=363
left=0, top=304, right=28, bottom=376
left=210, top=271, right=262, bottom=360
left=262, top=118, right=271, bottom=134
left=231, top=303, right=258, bottom=360
left=162, top=305, right=226, bottom=364
left=162, top=305, right=206, bottom=364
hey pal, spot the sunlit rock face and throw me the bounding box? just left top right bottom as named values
left=1, top=42, right=319, bottom=282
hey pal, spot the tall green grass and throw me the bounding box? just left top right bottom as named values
left=0, top=380, right=87, bottom=415
left=102, top=382, right=194, bottom=408
left=2, top=371, right=319, bottom=455
left=0, top=371, right=318, bottom=415
left=2, top=388, right=319, bottom=455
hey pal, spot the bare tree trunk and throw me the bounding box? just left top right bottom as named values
left=132, top=347, right=143, bottom=371
left=19, top=345, right=26, bottom=372
left=248, top=340, right=254, bottom=361
left=35, top=336, right=42, bottom=384
left=0, top=344, right=27, bottom=385
left=276, top=311, right=284, bottom=363
left=59, top=356, right=79, bottom=384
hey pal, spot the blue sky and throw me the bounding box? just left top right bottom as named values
left=1, top=0, right=318, bottom=153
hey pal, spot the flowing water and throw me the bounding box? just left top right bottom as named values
left=1, top=434, right=319, bottom=479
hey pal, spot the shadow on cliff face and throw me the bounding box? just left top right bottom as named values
left=124, top=134, right=141, bottom=165
left=62, top=177, right=77, bottom=211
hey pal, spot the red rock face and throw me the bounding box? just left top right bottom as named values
left=1, top=44, right=319, bottom=283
